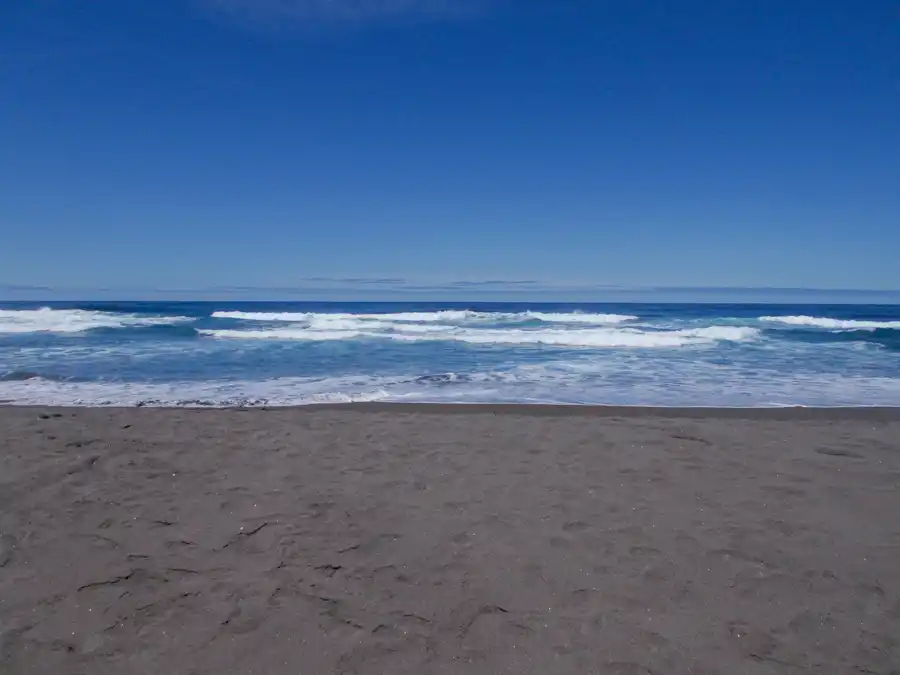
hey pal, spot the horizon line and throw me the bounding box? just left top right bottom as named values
left=2, top=284, right=899, bottom=294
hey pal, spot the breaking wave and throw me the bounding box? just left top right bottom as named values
left=523, top=311, right=637, bottom=323
left=3, top=360, right=900, bottom=407
left=200, top=324, right=759, bottom=348
left=3, top=302, right=899, bottom=408
left=211, top=310, right=637, bottom=324
left=0, top=308, right=192, bottom=334
left=0, top=370, right=83, bottom=383
left=213, top=310, right=483, bottom=322
left=201, top=328, right=362, bottom=341
left=760, top=315, right=900, bottom=330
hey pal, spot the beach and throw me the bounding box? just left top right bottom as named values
left=2, top=404, right=899, bottom=674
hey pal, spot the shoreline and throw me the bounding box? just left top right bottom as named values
left=5, top=400, right=900, bottom=420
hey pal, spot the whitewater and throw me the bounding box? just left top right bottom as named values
left=1, top=301, right=899, bottom=407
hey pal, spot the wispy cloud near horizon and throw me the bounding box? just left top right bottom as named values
left=201, top=0, right=490, bottom=27
left=4, top=279, right=900, bottom=303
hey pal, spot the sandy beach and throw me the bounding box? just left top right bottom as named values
left=2, top=404, right=899, bottom=674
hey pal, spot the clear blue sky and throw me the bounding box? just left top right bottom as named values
left=2, top=0, right=898, bottom=299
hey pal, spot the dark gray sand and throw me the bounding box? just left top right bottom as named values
left=2, top=405, right=900, bottom=674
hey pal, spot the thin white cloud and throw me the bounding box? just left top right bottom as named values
left=201, top=0, right=487, bottom=25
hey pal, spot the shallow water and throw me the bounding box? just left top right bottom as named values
left=1, top=301, right=899, bottom=406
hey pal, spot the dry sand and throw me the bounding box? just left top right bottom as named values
left=1, top=404, right=899, bottom=674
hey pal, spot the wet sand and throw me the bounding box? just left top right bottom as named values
left=2, top=404, right=899, bottom=674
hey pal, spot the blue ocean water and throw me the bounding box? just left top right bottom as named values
left=1, top=301, right=899, bottom=407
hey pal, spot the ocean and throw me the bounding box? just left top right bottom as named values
left=1, top=301, right=899, bottom=407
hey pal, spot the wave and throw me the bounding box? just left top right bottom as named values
left=769, top=325, right=900, bottom=351
left=760, top=315, right=900, bottom=330
left=0, top=374, right=399, bottom=407
left=523, top=311, right=637, bottom=324
left=200, top=324, right=759, bottom=348
left=211, top=309, right=637, bottom=325
left=0, top=308, right=192, bottom=334
left=201, top=328, right=362, bottom=341
left=213, top=310, right=315, bottom=322
left=0, top=370, right=84, bottom=383
left=421, top=325, right=757, bottom=347
left=360, top=310, right=484, bottom=322
left=211, top=310, right=479, bottom=322
left=88, top=323, right=201, bottom=339
left=4, top=358, right=900, bottom=407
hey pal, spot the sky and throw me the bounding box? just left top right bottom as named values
left=1, top=0, right=898, bottom=300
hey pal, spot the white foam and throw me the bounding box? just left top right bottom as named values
left=210, top=313, right=385, bottom=332
left=760, top=315, right=900, bottom=330
left=201, top=323, right=759, bottom=348
left=405, top=325, right=759, bottom=347
left=199, top=328, right=361, bottom=341
left=0, top=308, right=191, bottom=334
left=211, top=309, right=638, bottom=325
left=679, top=326, right=760, bottom=341
left=4, top=359, right=900, bottom=407
left=211, top=310, right=315, bottom=321
left=0, top=375, right=397, bottom=407
left=211, top=309, right=482, bottom=323
left=524, top=312, right=637, bottom=324
left=373, top=310, right=478, bottom=322
left=307, top=316, right=397, bottom=331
